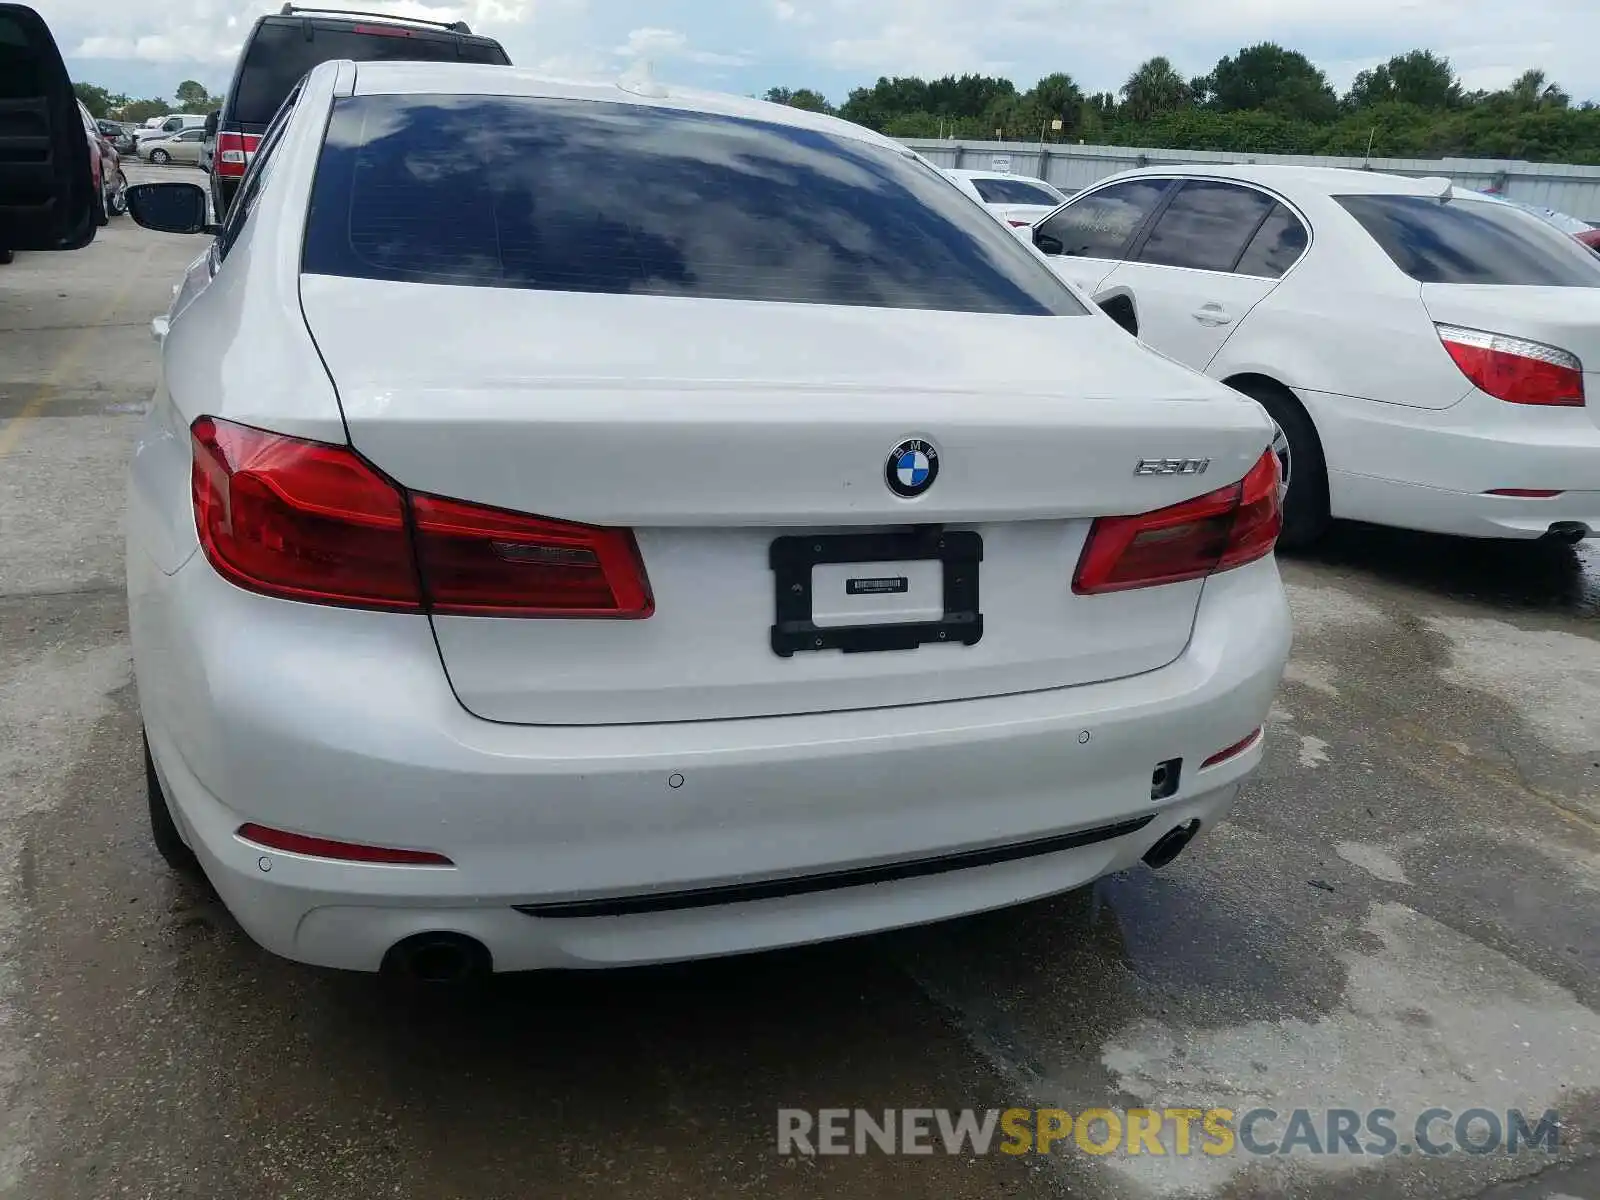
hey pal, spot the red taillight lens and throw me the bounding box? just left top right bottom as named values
left=215, top=132, right=247, bottom=177
left=1436, top=324, right=1584, bottom=407
left=412, top=494, right=654, bottom=618
left=191, top=417, right=423, bottom=610
left=352, top=22, right=414, bottom=35
left=191, top=417, right=653, bottom=618
left=1073, top=449, right=1281, bottom=595
left=238, top=823, right=453, bottom=865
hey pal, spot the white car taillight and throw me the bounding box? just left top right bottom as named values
left=1435, top=323, right=1585, bottom=407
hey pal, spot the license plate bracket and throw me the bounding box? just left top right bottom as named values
left=769, top=528, right=983, bottom=657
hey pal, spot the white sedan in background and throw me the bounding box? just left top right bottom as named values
left=1026, top=164, right=1600, bottom=547
left=942, top=167, right=1071, bottom=227
left=122, top=60, right=1289, bottom=980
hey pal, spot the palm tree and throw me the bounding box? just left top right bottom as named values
left=1121, top=57, right=1192, bottom=122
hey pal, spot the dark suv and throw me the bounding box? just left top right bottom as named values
left=207, top=3, right=509, bottom=217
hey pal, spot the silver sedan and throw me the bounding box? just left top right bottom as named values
left=141, top=127, right=206, bottom=165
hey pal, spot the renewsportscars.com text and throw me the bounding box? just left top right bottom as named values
left=776, top=1107, right=1562, bottom=1158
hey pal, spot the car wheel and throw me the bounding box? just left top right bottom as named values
left=1229, top=378, right=1329, bottom=550
left=151, top=148, right=170, bottom=165
left=145, top=733, right=204, bottom=879
left=0, top=248, right=12, bottom=265
left=93, top=175, right=108, bottom=226
left=107, top=169, right=128, bottom=216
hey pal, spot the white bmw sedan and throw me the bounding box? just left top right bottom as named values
left=1027, top=165, right=1600, bottom=547
left=123, top=60, right=1290, bottom=979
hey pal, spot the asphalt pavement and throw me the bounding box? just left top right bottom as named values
left=0, top=163, right=1596, bottom=1199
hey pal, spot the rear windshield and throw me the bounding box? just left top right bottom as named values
left=231, top=22, right=509, bottom=125
left=1335, top=194, right=1600, bottom=286
left=971, top=177, right=1060, bottom=207
left=302, top=95, right=1087, bottom=315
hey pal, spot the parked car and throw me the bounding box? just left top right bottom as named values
left=207, top=4, right=510, bottom=218
left=1477, top=195, right=1600, bottom=257
left=96, top=117, right=136, bottom=154
left=122, top=60, right=1289, bottom=979
left=1027, top=165, right=1600, bottom=548
left=140, top=127, right=206, bottom=165
left=133, top=112, right=207, bottom=150
left=942, top=168, right=1070, bottom=227
left=77, top=99, right=125, bottom=222
left=0, top=3, right=102, bottom=263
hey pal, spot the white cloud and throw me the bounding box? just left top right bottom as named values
left=614, top=26, right=752, bottom=68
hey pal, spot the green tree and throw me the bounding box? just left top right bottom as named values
left=73, top=82, right=114, bottom=117
left=1120, top=56, right=1192, bottom=122
left=1025, top=72, right=1084, bottom=134
left=1203, top=43, right=1338, bottom=122
left=1346, top=50, right=1461, bottom=110
left=764, top=86, right=833, bottom=113
left=1503, top=68, right=1569, bottom=110
left=175, top=79, right=210, bottom=109
left=120, top=98, right=171, bottom=123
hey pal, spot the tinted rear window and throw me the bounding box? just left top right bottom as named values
left=971, top=177, right=1060, bottom=206
left=302, top=95, right=1087, bottom=315
left=1336, top=194, right=1600, bottom=286
left=231, top=23, right=509, bottom=125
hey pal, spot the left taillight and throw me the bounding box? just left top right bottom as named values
left=191, top=417, right=653, bottom=618
left=191, top=416, right=423, bottom=610
left=1073, top=448, right=1282, bottom=595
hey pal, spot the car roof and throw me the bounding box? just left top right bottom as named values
left=1106, top=162, right=1461, bottom=200
left=943, top=168, right=1053, bottom=184
left=343, top=61, right=909, bottom=154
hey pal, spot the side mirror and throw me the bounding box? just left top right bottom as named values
left=1033, top=229, right=1064, bottom=256
left=0, top=4, right=97, bottom=251
left=204, top=111, right=218, bottom=136
left=126, top=182, right=217, bottom=235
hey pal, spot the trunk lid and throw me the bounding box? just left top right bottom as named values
left=300, top=276, right=1273, bottom=724
left=1420, top=284, right=1600, bottom=424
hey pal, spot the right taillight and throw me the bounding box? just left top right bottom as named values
left=191, top=417, right=651, bottom=618
left=1436, top=324, right=1584, bottom=407
left=1073, top=449, right=1281, bottom=595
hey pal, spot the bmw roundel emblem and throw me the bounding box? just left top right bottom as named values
left=885, top=438, right=939, bottom=498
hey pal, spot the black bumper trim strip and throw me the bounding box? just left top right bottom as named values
left=513, top=814, right=1156, bottom=919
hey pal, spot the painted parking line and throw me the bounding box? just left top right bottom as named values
left=0, top=242, right=157, bottom=458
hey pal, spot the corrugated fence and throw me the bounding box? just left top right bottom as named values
left=901, top=138, right=1600, bottom=223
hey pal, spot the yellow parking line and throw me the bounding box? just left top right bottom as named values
left=0, top=242, right=159, bottom=458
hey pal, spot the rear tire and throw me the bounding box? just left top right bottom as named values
left=1228, top=377, right=1330, bottom=550
left=151, top=149, right=170, bottom=165
left=145, top=733, right=203, bottom=878
left=108, top=170, right=128, bottom=216
left=93, top=176, right=108, bottom=226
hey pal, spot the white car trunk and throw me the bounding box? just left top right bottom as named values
left=300, top=277, right=1272, bottom=724
left=1420, top=284, right=1600, bottom=427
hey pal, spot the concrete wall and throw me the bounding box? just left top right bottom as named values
left=901, top=138, right=1600, bottom=222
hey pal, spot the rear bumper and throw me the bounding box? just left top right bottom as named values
left=1303, top=387, right=1600, bottom=539
left=133, top=552, right=1291, bottom=973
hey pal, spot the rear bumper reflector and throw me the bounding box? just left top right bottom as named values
left=514, top=815, right=1155, bottom=918
left=237, top=823, right=454, bottom=866
left=1201, top=726, right=1263, bottom=769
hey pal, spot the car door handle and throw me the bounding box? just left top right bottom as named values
left=1191, top=304, right=1233, bottom=326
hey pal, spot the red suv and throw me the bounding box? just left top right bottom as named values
left=208, top=4, right=510, bottom=217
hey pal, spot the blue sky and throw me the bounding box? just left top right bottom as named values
left=37, top=0, right=1599, bottom=109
